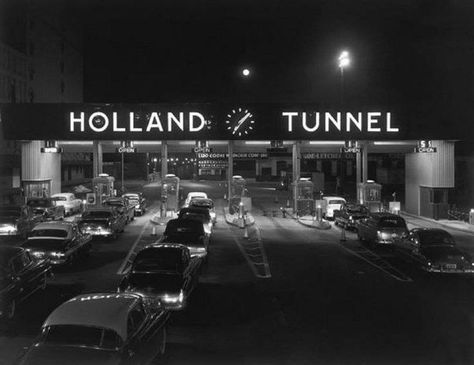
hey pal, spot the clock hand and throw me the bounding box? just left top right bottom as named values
left=233, top=113, right=251, bottom=134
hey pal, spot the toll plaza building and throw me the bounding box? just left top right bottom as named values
left=0, top=103, right=467, bottom=220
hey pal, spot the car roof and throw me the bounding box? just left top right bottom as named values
left=186, top=192, right=207, bottom=197
left=83, top=207, right=115, bottom=212
left=370, top=212, right=403, bottom=219
left=123, top=193, right=140, bottom=197
left=32, top=221, right=74, bottom=230
left=323, top=196, right=346, bottom=200
left=179, top=207, right=210, bottom=214
left=145, top=243, right=188, bottom=250
left=189, top=198, right=213, bottom=205
left=165, top=218, right=205, bottom=232
left=411, top=228, right=449, bottom=234
left=51, top=193, right=73, bottom=197
left=43, top=293, right=143, bottom=341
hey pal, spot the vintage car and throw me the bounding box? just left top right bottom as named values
left=356, top=213, right=409, bottom=247
left=122, top=193, right=147, bottom=216
left=334, top=203, right=370, bottom=230
left=22, top=221, right=92, bottom=266
left=27, top=197, right=65, bottom=221
left=161, top=218, right=209, bottom=258
left=17, top=292, right=169, bottom=365
left=177, top=206, right=213, bottom=234
left=51, top=193, right=83, bottom=216
left=188, top=198, right=216, bottom=224
left=0, top=246, right=52, bottom=319
left=395, top=228, right=474, bottom=273
left=103, top=197, right=135, bottom=223
left=184, top=191, right=208, bottom=207
left=0, top=205, right=43, bottom=239
left=322, top=196, right=347, bottom=219
left=78, top=207, right=126, bottom=239
left=118, top=244, right=201, bottom=310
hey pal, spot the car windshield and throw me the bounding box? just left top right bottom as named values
left=82, top=211, right=111, bottom=218
left=27, top=199, right=52, bottom=207
left=418, top=231, right=455, bottom=246
left=379, top=217, right=406, bottom=228
left=133, top=250, right=183, bottom=272
left=30, top=229, right=68, bottom=238
left=42, top=325, right=122, bottom=350
left=328, top=200, right=345, bottom=205
left=53, top=197, right=67, bottom=201
left=104, top=201, right=123, bottom=206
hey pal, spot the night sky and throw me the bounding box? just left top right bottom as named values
left=2, top=0, right=474, bottom=138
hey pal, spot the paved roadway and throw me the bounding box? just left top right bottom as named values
left=1, top=180, right=473, bottom=364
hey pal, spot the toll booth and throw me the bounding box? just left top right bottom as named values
left=230, top=175, right=250, bottom=214
left=162, top=174, right=180, bottom=212
left=294, top=178, right=314, bottom=216
left=357, top=180, right=382, bottom=212
left=90, top=173, right=115, bottom=205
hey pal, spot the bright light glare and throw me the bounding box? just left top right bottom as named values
left=338, top=51, right=350, bottom=68
left=309, top=141, right=345, bottom=145
left=242, top=68, right=250, bottom=77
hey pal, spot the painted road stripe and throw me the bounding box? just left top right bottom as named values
left=339, top=244, right=413, bottom=282
left=116, top=209, right=160, bottom=275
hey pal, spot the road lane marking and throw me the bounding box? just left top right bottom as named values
left=338, top=244, right=413, bottom=282
left=116, top=209, right=160, bottom=275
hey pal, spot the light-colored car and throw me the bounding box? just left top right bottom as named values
left=22, top=221, right=92, bottom=266
left=322, top=196, right=347, bottom=219
left=184, top=191, right=208, bottom=207
left=51, top=193, right=83, bottom=216
left=17, top=292, right=170, bottom=364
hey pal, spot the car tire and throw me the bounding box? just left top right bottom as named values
left=5, top=300, right=16, bottom=320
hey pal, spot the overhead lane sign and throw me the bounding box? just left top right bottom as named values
left=0, top=103, right=423, bottom=141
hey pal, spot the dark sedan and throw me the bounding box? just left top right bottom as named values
left=178, top=206, right=213, bottom=234
left=118, top=244, right=201, bottom=310
left=161, top=218, right=209, bottom=258
left=334, top=203, right=370, bottom=230
left=356, top=213, right=408, bottom=247
left=122, top=193, right=146, bottom=216
left=103, top=197, right=135, bottom=223
left=78, top=207, right=126, bottom=239
left=27, top=197, right=65, bottom=221
left=0, top=205, right=42, bottom=239
left=189, top=198, right=216, bottom=224
left=395, top=228, right=474, bottom=273
left=22, top=221, right=92, bottom=266
left=0, top=246, right=51, bottom=319
left=17, top=292, right=169, bottom=365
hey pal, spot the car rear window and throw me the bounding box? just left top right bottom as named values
left=27, top=199, right=52, bottom=207
left=30, top=229, right=68, bottom=238
left=42, top=325, right=122, bottom=349
left=418, top=231, right=455, bottom=246
left=54, top=197, right=67, bottom=201
left=328, top=200, right=345, bottom=205
left=82, top=211, right=111, bottom=218
left=379, top=217, right=406, bottom=228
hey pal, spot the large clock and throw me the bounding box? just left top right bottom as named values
left=225, top=108, right=255, bottom=137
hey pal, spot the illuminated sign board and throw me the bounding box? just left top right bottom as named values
left=41, top=147, right=63, bottom=153
left=116, top=146, right=137, bottom=153
left=414, top=140, right=436, bottom=153
left=5, top=103, right=450, bottom=141
left=302, top=152, right=356, bottom=159
left=193, top=146, right=212, bottom=153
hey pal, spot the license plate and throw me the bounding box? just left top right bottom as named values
left=445, top=264, right=457, bottom=270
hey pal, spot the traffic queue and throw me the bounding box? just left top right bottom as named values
left=2, top=189, right=216, bottom=364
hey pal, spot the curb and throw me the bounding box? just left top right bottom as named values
left=401, top=211, right=474, bottom=235
left=298, top=217, right=332, bottom=230
left=224, top=207, right=255, bottom=227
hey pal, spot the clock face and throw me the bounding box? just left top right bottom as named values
left=225, top=108, right=255, bottom=137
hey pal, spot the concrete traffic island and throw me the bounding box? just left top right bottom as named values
left=297, top=215, right=332, bottom=230
left=150, top=210, right=178, bottom=225
left=224, top=207, right=255, bottom=227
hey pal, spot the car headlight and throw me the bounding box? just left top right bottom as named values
left=162, top=290, right=184, bottom=303
left=0, top=224, right=17, bottom=234
left=51, top=252, right=65, bottom=258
